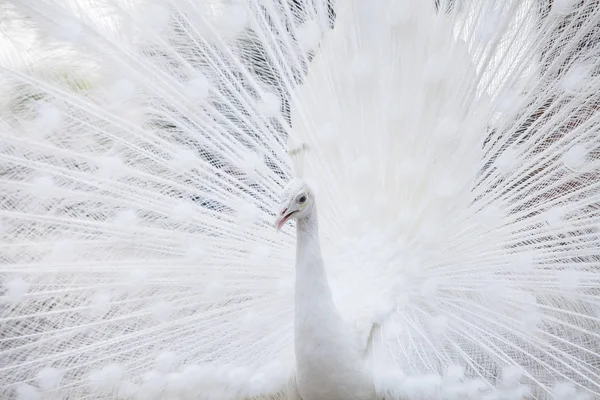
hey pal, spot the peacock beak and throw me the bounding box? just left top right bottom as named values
left=274, top=208, right=294, bottom=231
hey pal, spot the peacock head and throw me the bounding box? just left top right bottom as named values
left=274, top=178, right=313, bottom=230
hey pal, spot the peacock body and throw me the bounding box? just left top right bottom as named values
left=1, top=0, right=600, bottom=399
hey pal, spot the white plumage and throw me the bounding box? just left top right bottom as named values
left=1, top=0, right=600, bottom=399
left=274, top=178, right=376, bottom=400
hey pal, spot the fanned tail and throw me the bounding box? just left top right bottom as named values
left=0, top=0, right=599, bottom=399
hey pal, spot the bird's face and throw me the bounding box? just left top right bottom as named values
left=274, top=179, right=312, bottom=230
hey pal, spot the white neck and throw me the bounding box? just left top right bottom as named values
left=293, top=207, right=376, bottom=400
left=294, top=206, right=340, bottom=333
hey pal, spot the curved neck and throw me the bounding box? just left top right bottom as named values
left=294, top=207, right=337, bottom=322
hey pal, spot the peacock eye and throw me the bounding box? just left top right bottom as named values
left=298, top=195, right=307, bottom=203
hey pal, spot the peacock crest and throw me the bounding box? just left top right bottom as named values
left=288, top=142, right=311, bottom=178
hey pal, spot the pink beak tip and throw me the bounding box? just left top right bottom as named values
left=274, top=209, right=292, bottom=231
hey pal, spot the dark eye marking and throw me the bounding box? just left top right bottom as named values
left=298, top=195, right=307, bottom=203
